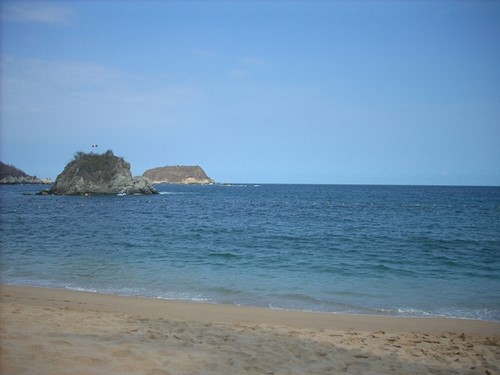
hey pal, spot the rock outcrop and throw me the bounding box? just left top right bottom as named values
left=46, top=150, right=157, bottom=195
left=0, top=162, right=52, bottom=184
left=143, top=165, right=214, bottom=185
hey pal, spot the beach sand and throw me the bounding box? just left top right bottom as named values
left=1, top=285, right=498, bottom=375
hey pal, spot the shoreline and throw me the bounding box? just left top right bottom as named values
left=2, top=285, right=499, bottom=334
left=2, top=285, right=499, bottom=374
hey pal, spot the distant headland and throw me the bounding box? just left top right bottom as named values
left=143, top=165, right=214, bottom=185
left=0, top=162, right=52, bottom=185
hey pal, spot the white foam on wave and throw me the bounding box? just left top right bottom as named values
left=65, top=286, right=99, bottom=293
left=150, top=289, right=213, bottom=303
left=160, top=297, right=213, bottom=303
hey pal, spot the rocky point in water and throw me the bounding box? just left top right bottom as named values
left=0, top=162, right=52, bottom=185
left=41, top=150, right=157, bottom=195
left=143, top=165, right=214, bottom=185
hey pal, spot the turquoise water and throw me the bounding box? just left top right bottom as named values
left=1, top=184, right=499, bottom=321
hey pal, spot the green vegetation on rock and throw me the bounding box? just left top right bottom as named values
left=69, top=150, right=130, bottom=183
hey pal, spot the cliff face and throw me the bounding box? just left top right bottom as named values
left=47, top=151, right=157, bottom=195
left=143, top=165, right=214, bottom=185
left=0, top=162, right=52, bottom=184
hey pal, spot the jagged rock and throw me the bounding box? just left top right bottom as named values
left=0, top=162, right=52, bottom=185
left=143, top=165, right=214, bottom=185
left=46, top=150, right=157, bottom=195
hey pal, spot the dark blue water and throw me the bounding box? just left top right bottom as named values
left=1, top=184, right=499, bottom=321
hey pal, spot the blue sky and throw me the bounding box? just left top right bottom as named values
left=1, top=0, right=499, bottom=185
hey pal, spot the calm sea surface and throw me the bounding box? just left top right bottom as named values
left=1, top=184, right=499, bottom=321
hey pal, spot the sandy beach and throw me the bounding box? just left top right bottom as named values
left=1, top=285, right=498, bottom=375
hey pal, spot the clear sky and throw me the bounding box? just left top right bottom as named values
left=1, top=0, right=499, bottom=185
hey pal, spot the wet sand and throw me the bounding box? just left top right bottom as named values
left=1, top=285, right=499, bottom=374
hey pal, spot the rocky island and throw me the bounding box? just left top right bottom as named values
left=0, top=162, right=52, bottom=185
left=143, top=165, right=214, bottom=185
left=41, top=150, right=157, bottom=195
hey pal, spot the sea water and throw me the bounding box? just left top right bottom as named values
left=1, top=184, right=499, bottom=321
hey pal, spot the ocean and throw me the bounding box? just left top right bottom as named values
left=1, top=184, right=499, bottom=321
